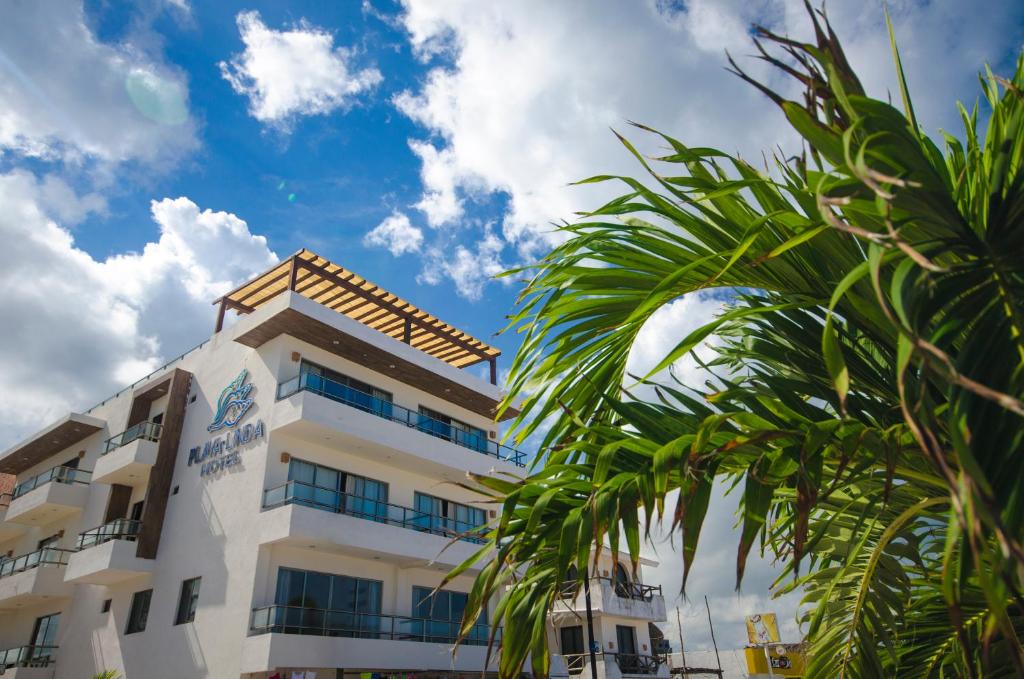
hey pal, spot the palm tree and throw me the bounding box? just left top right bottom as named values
left=446, top=5, right=1024, bottom=679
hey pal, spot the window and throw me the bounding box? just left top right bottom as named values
left=413, top=492, right=486, bottom=540
left=286, top=458, right=388, bottom=520
left=417, top=407, right=489, bottom=453
left=130, top=500, right=145, bottom=522
left=175, top=577, right=201, bottom=625
left=299, top=361, right=393, bottom=416
left=152, top=412, right=164, bottom=425
left=101, top=599, right=111, bottom=613
left=273, top=567, right=382, bottom=637
left=30, top=613, right=60, bottom=661
left=126, top=589, right=152, bottom=634
left=412, top=586, right=488, bottom=645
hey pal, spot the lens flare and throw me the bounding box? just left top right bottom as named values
left=125, top=69, right=188, bottom=125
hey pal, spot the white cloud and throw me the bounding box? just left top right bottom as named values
left=392, top=0, right=1024, bottom=271
left=409, top=140, right=464, bottom=227
left=0, top=0, right=196, bottom=166
left=363, top=211, right=424, bottom=255
left=220, top=10, right=383, bottom=127
left=0, top=171, right=277, bottom=447
left=417, top=227, right=506, bottom=301
left=627, top=294, right=726, bottom=388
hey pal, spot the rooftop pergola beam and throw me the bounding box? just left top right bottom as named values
left=292, top=257, right=496, bottom=363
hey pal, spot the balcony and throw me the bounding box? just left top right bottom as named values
left=64, top=519, right=152, bottom=585
left=0, top=645, right=58, bottom=676
left=263, top=481, right=487, bottom=544
left=556, top=578, right=667, bottom=622
left=0, top=548, right=74, bottom=609
left=258, top=501, right=481, bottom=571
left=562, top=653, right=668, bottom=679
left=241, top=606, right=499, bottom=674
left=0, top=493, right=28, bottom=543
left=92, top=421, right=162, bottom=485
left=5, top=467, right=90, bottom=526
left=276, top=373, right=525, bottom=467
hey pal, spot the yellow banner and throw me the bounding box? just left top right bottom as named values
left=745, top=613, right=780, bottom=645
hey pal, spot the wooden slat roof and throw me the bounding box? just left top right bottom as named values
left=215, top=250, right=500, bottom=369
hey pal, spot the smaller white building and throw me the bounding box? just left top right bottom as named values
left=548, top=552, right=670, bottom=679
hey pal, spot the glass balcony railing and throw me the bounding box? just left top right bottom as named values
left=0, top=547, right=74, bottom=580
left=262, top=480, right=487, bottom=544
left=249, top=605, right=497, bottom=646
left=0, top=645, right=58, bottom=670
left=276, top=373, right=526, bottom=467
left=103, top=420, right=162, bottom=454
left=76, top=518, right=142, bottom=550
left=12, top=465, right=90, bottom=499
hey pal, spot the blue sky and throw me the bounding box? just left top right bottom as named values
left=1, top=0, right=1022, bottom=654
left=72, top=0, right=518, bottom=355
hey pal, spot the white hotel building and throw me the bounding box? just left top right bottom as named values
left=0, top=250, right=668, bottom=679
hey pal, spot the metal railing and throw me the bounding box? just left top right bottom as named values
left=12, top=465, right=91, bottom=499
left=563, top=653, right=588, bottom=674
left=249, top=605, right=497, bottom=646
left=76, top=518, right=142, bottom=550
left=613, top=653, right=665, bottom=675
left=0, top=547, right=74, bottom=579
left=0, top=645, right=58, bottom=669
left=263, top=481, right=487, bottom=544
left=608, top=579, right=662, bottom=601
left=84, top=338, right=210, bottom=414
left=276, top=372, right=527, bottom=467
left=103, top=420, right=162, bottom=454
left=559, top=578, right=663, bottom=602
left=560, top=653, right=665, bottom=677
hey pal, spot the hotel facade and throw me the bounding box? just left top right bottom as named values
left=0, top=250, right=668, bottom=679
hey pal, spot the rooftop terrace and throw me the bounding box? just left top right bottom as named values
left=213, top=249, right=502, bottom=382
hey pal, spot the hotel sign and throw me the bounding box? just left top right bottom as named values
left=188, top=369, right=265, bottom=477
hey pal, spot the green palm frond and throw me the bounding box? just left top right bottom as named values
left=449, top=4, right=1024, bottom=679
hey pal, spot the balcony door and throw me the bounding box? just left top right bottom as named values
left=411, top=586, right=487, bottom=645
left=299, top=361, right=393, bottom=417
left=616, top=624, right=638, bottom=656
left=287, top=458, right=388, bottom=520
left=560, top=625, right=585, bottom=673
left=30, top=613, right=59, bottom=663
left=413, top=492, right=485, bottom=538
left=274, top=567, right=382, bottom=637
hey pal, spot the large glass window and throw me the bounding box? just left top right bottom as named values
left=417, top=407, right=488, bottom=453
left=411, top=586, right=487, bottom=645
left=174, top=577, right=201, bottom=625
left=414, top=492, right=486, bottom=539
left=126, top=589, right=152, bottom=635
left=300, top=361, right=393, bottom=417
left=286, top=459, right=389, bottom=520
left=273, top=567, right=382, bottom=637
left=30, top=613, right=59, bottom=661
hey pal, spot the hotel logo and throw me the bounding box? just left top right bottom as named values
left=208, top=369, right=255, bottom=432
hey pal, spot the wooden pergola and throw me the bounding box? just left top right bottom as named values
left=213, top=250, right=502, bottom=383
